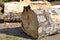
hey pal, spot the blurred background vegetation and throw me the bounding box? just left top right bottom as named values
left=0, top=0, right=18, bottom=2
left=0, top=0, right=59, bottom=3
left=0, top=0, right=56, bottom=2
left=0, top=0, right=60, bottom=5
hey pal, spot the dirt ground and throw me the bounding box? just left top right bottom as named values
left=0, top=23, right=35, bottom=40
left=0, top=23, right=60, bottom=40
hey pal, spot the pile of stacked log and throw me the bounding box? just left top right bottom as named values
left=1, top=0, right=60, bottom=39
left=0, top=0, right=50, bottom=38
left=3, top=1, right=51, bottom=22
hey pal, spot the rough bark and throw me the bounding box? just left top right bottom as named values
left=38, top=6, right=60, bottom=39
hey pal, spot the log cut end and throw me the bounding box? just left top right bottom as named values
left=21, top=5, right=39, bottom=38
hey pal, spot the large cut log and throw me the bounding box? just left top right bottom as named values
left=21, top=1, right=51, bottom=38
left=4, top=1, right=51, bottom=22
left=38, top=5, right=60, bottom=39
left=4, top=12, right=22, bottom=22
left=21, top=5, right=39, bottom=38
left=21, top=5, right=60, bottom=39
left=4, top=2, right=30, bottom=22
left=30, top=1, right=51, bottom=10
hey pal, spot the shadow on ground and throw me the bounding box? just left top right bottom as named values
left=0, top=27, right=35, bottom=39
left=0, top=19, right=35, bottom=39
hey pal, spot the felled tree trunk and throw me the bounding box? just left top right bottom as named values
left=4, top=12, right=22, bottom=22
left=38, top=6, right=60, bottom=39
left=21, top=5, right=39, bottom=38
